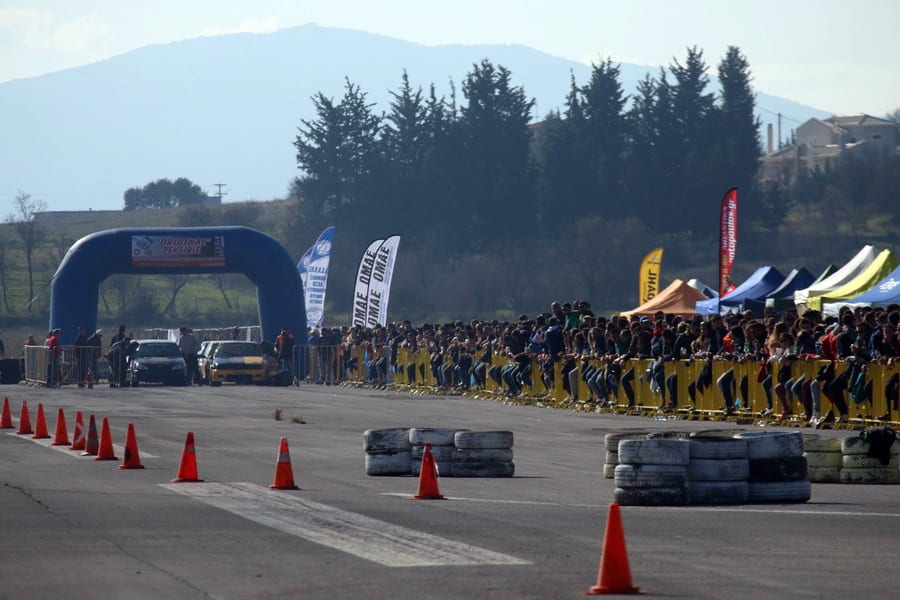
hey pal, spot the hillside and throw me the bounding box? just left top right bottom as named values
left=0, top=24, right=831, bottom=212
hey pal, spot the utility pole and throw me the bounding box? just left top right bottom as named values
left=777, top=113, right=782, bottom=149
left=211, top=183, right=228, bottom=204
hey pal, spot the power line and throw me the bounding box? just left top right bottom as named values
left=211, top=183, right=228, bottom=203
left=757, top=105, right=806, bottom=125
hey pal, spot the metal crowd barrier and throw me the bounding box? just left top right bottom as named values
left=23, top=345, right=110, bottom=386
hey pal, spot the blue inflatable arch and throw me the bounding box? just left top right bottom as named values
left=50, top=226, right=307, bottom=346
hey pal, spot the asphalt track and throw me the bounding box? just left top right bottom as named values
left=1, top=382, right=898, bottom=600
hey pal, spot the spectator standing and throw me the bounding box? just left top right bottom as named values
left=86, top=329, right=102, bottom=379
left=74, top=326, right=89, bottom=387
left=178, top=327, right=200, bottom=385
left=276, top=328, right=296, bottom=377
left=47, top=328, right=61, bottom=387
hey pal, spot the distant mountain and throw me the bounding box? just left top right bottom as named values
left=0, top=24, right=831, bottom=211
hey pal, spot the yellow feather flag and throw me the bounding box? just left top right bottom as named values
left=638, top=248, right=664, bottom=305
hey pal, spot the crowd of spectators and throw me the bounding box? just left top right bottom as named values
left=309, top=300, right=900, bottom=425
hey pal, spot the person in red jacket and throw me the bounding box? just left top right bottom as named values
left=276, top=328, right=296, bottom=376
left=47, top=328, right=61, bottom=387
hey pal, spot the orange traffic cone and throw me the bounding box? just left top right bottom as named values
left=81, top=415, right=99, bottom=456
left=16, top=400, right=32, bottom=435
left=412, top=442, right=445, bottom=500
left=0, top=396, right=13, bottom=429
left=119, top=422, right=144, bottom=469
left=587, top=503, right=640, bottom=595
left=270, top=437, right=299, bottom=490
left=50, top=407, right=70, bottom=446
left=32, top=403, right=51, bottom=439
left=95, top=417, right=117, bottom=461
left=69, top=411, right=86, bottom=451
left=171, top=432, right=202, bottom=482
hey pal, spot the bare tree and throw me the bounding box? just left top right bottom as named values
left=0, top=235, right=11, bottom=313
left=7, top=191, right=47, bottom=311
left=213, top=274, right=233, bottom=309
left=49, top=233, right=76, bottom=265
left=162, top=275, right=190, bottom=314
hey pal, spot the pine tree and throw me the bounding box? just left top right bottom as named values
left=577, top=59, right=630, bottom=216
left=458, top=60, right=535, bottom=241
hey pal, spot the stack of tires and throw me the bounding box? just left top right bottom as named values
left=364, top=427, right=412, bottom=476
left=410, top=428, right=464, bottom=477
left=603, top=431, right=648, bottom=479
left=686, top=436, right=749, bottom=505
left=614, top=438, right=690, bottom=506
left=452, top=430, right=515, bottom=477
left=839, top=435, right=900, bottom=484
left=803, top=435, right=843, bottom=483
left=735, top=431, right=810, bottom=503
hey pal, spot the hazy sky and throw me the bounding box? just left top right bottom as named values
left=1, top=0, right=898, bottom=118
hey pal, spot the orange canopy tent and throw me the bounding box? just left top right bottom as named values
left=620, top=278, right=707, bottom=318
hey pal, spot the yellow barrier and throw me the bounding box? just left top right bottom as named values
left=384, top=348, right=900, bottom=428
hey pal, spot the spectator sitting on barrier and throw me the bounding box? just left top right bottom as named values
left=773, top=332, right=797, bottom=420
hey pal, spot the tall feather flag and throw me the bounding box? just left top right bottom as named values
left=352, top=238, right=384, bottom=328
left=351, top=236, right=402, bottom=328
left=639, top=247, right=664, bottom=304
left=719, top=187, right=739, bottom=299
left=368, top=235, right=401, bottom=327
left=297, top=226, right=335, bottom=330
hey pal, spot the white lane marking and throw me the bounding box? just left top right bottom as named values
left=160, top=481, right=530, bottom=567
left=5, top=430, right=159, bottom=458
left=382, top=494, right=900, bottom=518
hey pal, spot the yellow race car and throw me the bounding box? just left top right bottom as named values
left=206, top=340, right=266, bottom=385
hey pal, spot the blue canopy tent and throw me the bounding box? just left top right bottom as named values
left=695, top=266, right=785, bottom=316
left=822, top=264, right=900, bottom=316
left=761, top=267, right=817, bottom=313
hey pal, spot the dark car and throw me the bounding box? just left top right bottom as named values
left=126, top=340, right=188, bottom=386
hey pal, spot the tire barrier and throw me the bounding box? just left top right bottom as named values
left=412, top=442, right=454, bottom=462
left=804, top=436, right=843, bottom=483
left=617, top=439, right=691, bottom=466
left=734, top=431, right=804, bottom=460
left=734, top=431, right=809, bottom=503
left=614, top=439, right=690, bottom=506
left=838, top=434, right=900, bottom=485
left=452, top=461, right=515, bottom=477
left=364, top=427, right=412, bottom=452
left=410, top=428, right=465, bottom=477
left=688, top=458, right=750, bottom=482
left=602, top=431, right=648, bottom=479
left=687, top=437, right=750, bottom=505
left=410, top=427, right=468, bottom=447
left=364, top=427, right=513, bottom=477
left=450, top=430, right=514, bottom=477
left=689, top=429, right=748, bottom=439
left=364, top=428, right=413, bottom=476
left=688, top=438, right=748, bottom=460
left=748, top=456, right=808, bottom=483
left=453, top=430, right=514, bottom=449
left=613, top=485, right=689, bottom=507
left=687, top=480, right=750, bottom=505
left=747, top=480, right=812, bottom=503
left=365, top=450, right=413, bottom=476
